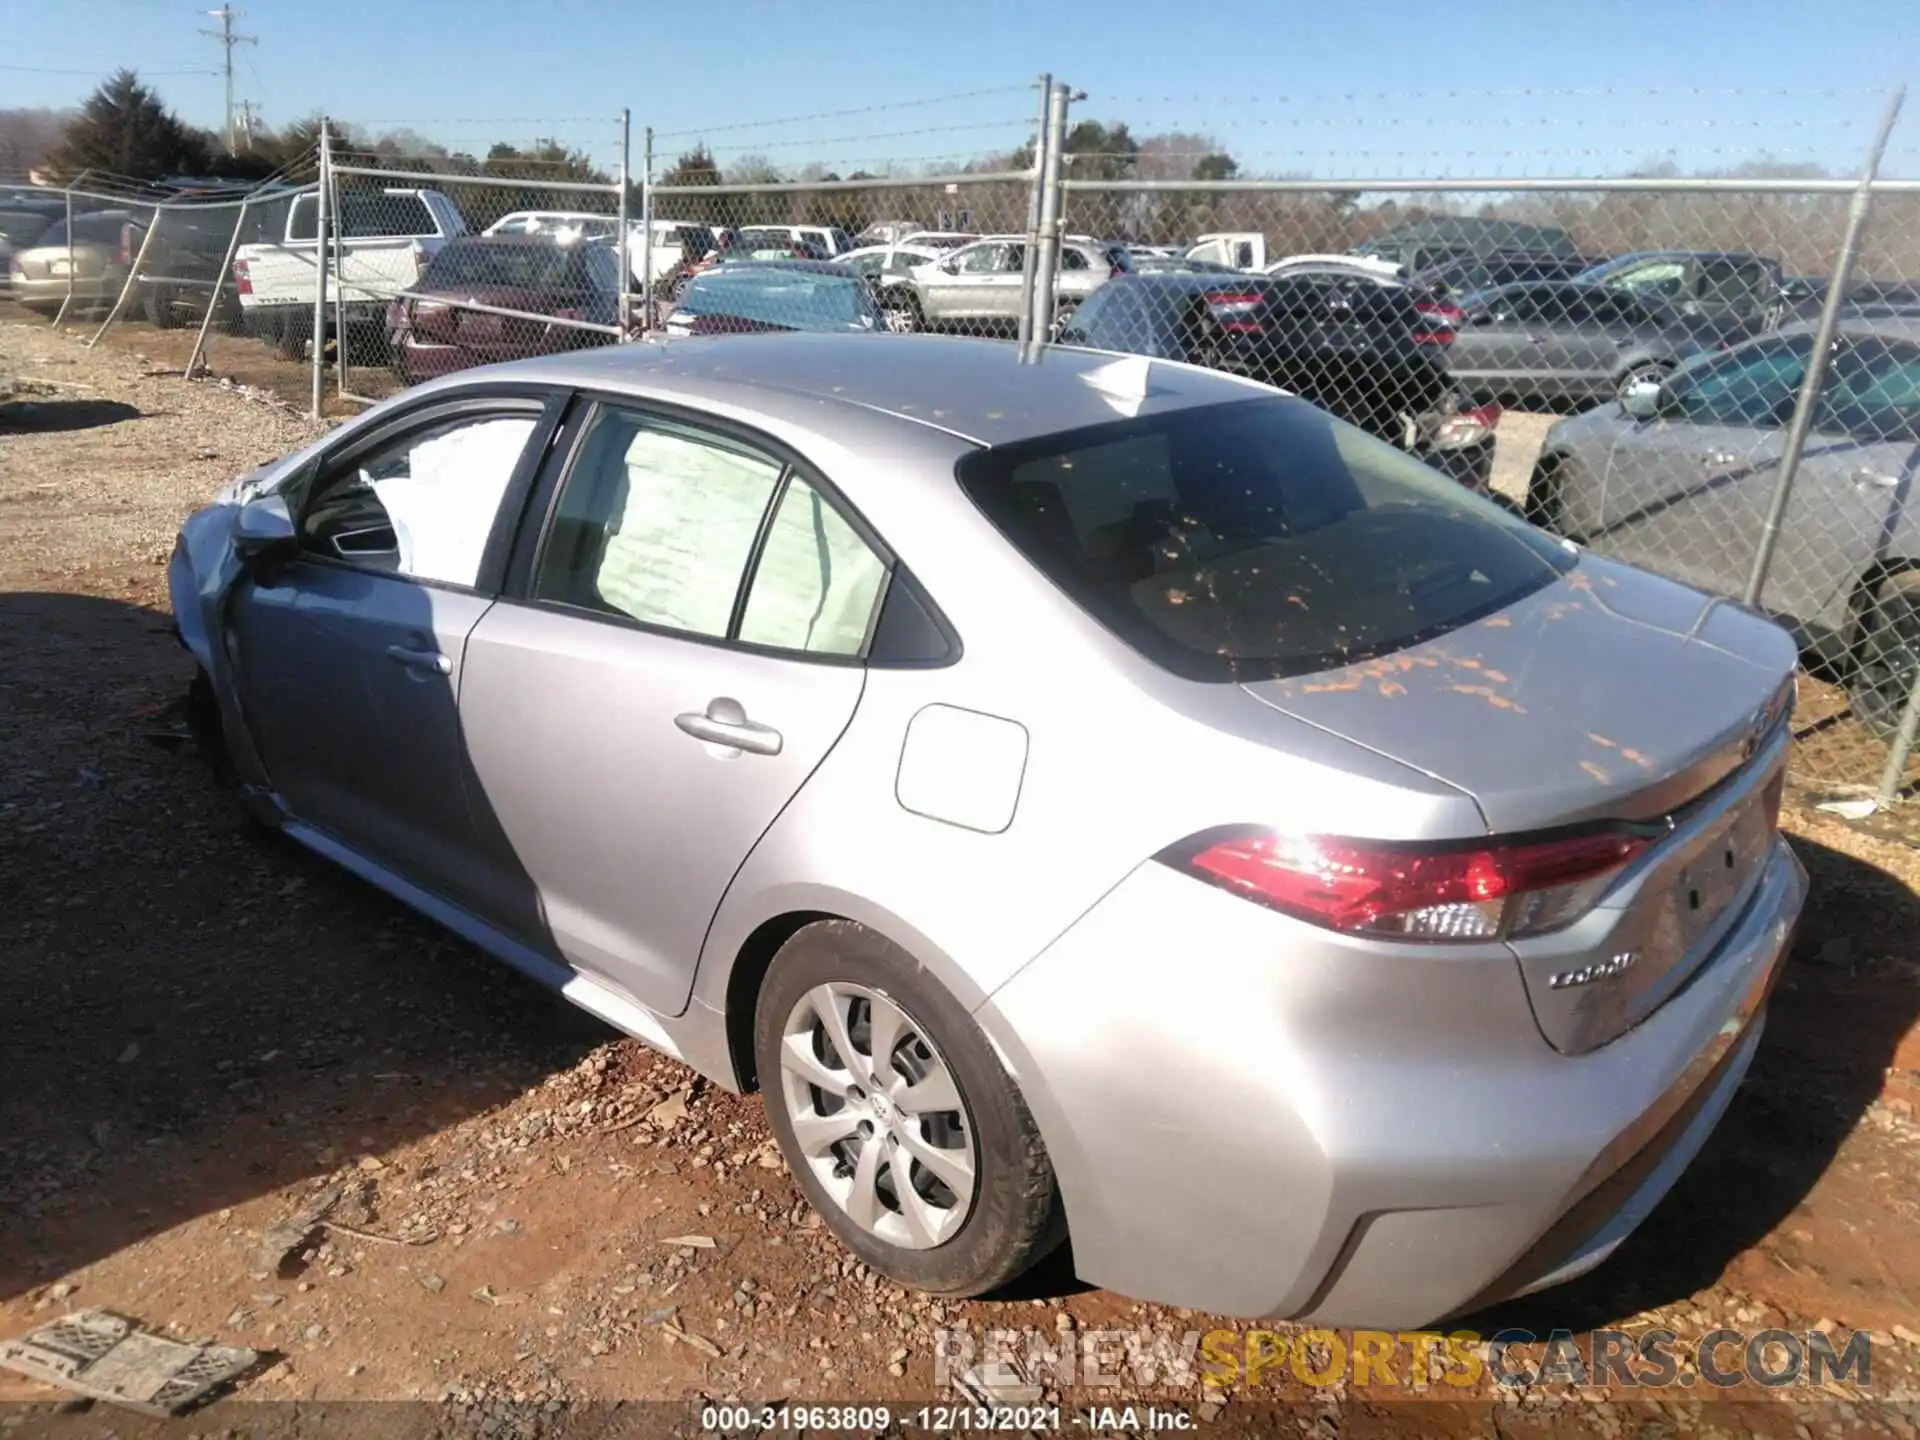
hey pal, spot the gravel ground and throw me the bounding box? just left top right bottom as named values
left=4, top=316, right=1920, bottom=1436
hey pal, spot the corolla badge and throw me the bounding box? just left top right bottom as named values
left=1549, top=951, right=1639, bottom=989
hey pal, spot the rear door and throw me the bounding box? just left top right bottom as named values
left=455, top=400, right=891, bottom=1015
left=1448, top=284, right=1556, bottom=398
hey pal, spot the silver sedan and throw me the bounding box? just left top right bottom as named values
left=171, top=334, right=1806, bottom=1324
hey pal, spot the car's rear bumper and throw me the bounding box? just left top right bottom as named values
left=11, top=274, right=122, bottom=308
left=977, top=833, right=1805, bottom=1326
left=1416, top=434, right=1498, bottom=490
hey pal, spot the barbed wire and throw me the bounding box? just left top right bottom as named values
left=693, top=118, right=1036, bottom=156
left=649, top=84, right=1040, bottom=143
left=1101, top=86, right=1893, bottom=106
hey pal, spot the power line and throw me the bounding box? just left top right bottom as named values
left=0, top=62, right=218, bottom=75
left=199, top=6, right=255, bottom=154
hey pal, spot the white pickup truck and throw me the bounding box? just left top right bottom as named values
left=233, top=187, right=466, bottom=357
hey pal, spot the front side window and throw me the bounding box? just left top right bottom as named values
left=953, top=244, right=1001, bottom=275
left=1607, top=259, right=1687, bottom=298
left=1663, top=337, right=1812, bottom=428
left=299, top=411, right=540, bottom=587
left=957, top=396, right=1571, bottom=682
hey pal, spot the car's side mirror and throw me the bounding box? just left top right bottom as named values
left=234, top=493, right=296, bottom=558
left=1621, top=380, right=1663, bottom=420
left=940, top=260, right=959, bottom=275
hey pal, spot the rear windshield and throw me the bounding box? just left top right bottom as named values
left=680, top=270, right=871, bottom=329
left=424, top=242, right=582, bottom=289
left=34, top=213, right=130, bottom=248
left=957, top=396, right=1572, bottom=682
left=0, top=211, right=54, bottom=247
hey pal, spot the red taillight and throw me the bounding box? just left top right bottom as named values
left=1434, top=401, right=1503, bottom=447
left=1165, top=827, right=1649, bottom=941
left=1413, top=300, right=1462, bottom=346
left=233, top=258, right=252, bottom=295
left=1206, top=290, right=1265, bottom=333
left=117, top=225, right=135, bottom=267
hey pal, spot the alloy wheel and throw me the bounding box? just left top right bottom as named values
left=777, top=982, right=976, bottom=1249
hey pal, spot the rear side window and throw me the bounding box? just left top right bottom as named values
left=957, top=397, right=1572, bottom=682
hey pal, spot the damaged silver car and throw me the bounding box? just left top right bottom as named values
left=172, top=334, right=1806, bottom=1325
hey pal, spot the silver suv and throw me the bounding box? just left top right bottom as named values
left=905, top=234, right=1130, bottom=331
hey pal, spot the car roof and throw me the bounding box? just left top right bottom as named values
left=482, top=333, right=1269, bottom=447
left=700, top=258, right=859, bottom=276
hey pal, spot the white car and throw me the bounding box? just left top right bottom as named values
left=736, top=224, right=856, bottom=257
left=898, top=230, right=977, bottom=252
left=483, top=210, right=619, bottom=242
left=905, top=234, right=1132, bottom=330
left=1265, top=253, right=1409, bottom=284
left=835, top=243, right=944, bottom=330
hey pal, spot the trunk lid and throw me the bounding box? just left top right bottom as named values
left=1241, top=552, right=1796, bottom=1054
left=1240, top=553, right=1794, bottom=832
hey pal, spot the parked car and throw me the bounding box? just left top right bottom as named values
left=737, top=224, right=855, bottom=258
left=1447, top=281, right=1750, bottom=406
left=1266, top=253, right=1406, bottom=284
left=233, top=186, right=466, bottom=358
left=135, top=202, right=252, bottom=331
left=1186, top=230, right=1266, bottom=270
left=897, top=230, right=976, bottom=252
left=1127, top=254, right=1244, bottom=276
left=664, top=260, right=885, bottom=335
left=168, top=332, right=1805, bottom=1326
left=1779, top=276, right=1920, bottom=322
left=852, top=221, right=924, bottom=246
left=482, top=211, right=620, bottom=242
left=833, top=243, right=942, bottom=327
left=0, top=207, right=57, bottom=293
left=1526, top=317, right=1920, bottom=733
left=1415, top=251, right=1599, bottom=301
left=1057, top=271, right=1495, bottom=488
left=1354, top=218, right=1582, bottom=273
left=383, top=236, right=622, bottom=383
left=1573, top=250, right=1784, bottom=327
left=904, top=234, right=1131, bottom=331
left=7, top=208, right=140, bottom=314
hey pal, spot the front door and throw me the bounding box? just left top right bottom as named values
left=228, top=399, right=551, bottom=911
left=455, top=403, right=891, bottom=1016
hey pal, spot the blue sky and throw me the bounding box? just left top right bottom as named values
left=6, top=0, right=1919, bottom=180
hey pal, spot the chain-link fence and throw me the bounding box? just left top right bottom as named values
left=12, top=80, right=1920, bottom=819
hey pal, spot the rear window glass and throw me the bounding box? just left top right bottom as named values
left=0, top=212, right=54, bottom=247
left=339, top=193, right=439, bottom=238
left=957, top=397, right=1572, bottom=682
left=680, top=270, right=871, bottom=330
left=425, top=242, right=581, bottom=289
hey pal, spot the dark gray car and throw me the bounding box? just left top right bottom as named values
left=1573, top=251, right=1785, bottom=327
left=1449, top=281, right=1749, bottom=406
left=1526, top=318, right=1920, bottom=733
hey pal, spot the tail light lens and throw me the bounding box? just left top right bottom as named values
left=1205, top=290, right=1265, bottom=334
left=117, top=225, right=136, bottom=267
left=1434, top=401, right=1503, bottom=448
left=1161, top=827, right=1651, bottom=941
left=1413, top=300, right=1462, bottom=345
left=233, top=258, right=252, bottom=295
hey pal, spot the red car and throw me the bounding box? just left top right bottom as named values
left=384, top=235, right=623, bottom=382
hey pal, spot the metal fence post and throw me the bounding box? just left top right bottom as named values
left=185, top=197, right=251, bottom=380
left=330, top=153, right=349, bottom=396
left=53, top=186, right=76, bottom=329
left=1742, top=86, right=1906, bottom=608
left=311, top=121, right=331, bottom=420
left=1024, top=81, right=1072, bottom=356
left=617, top=109, right=633, bottom=340
left=1015, top=73, right=1052, bottom=349
left=88, top=204, right=160, bottom=348
left=639, top=126, right=654, bottom=335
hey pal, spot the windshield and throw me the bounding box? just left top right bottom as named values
left=680, top=269, right=873, bottom=329
left=424, top=243, right=582, bottom=289
left=957, top=396, right=1572, bottom=682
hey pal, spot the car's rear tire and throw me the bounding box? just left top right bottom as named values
left=1524, top=454, right=1565, bottom=533
left=1846, top=571, right=1920, bottom=740
left=144, top=285, right=184, bottom=329
left=754, top=920, right=1066, bottom=1297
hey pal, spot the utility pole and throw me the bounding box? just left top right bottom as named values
left=201, top=6, right=256, bottom=154
left=236, top=99, right=261, bottom=152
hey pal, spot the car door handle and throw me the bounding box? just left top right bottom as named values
left=675, top=697, right=783, bottom=757
left=1853, top=467, right=1900, bottom=489
left=1526, top=332, right=1552, bottom=344
left=385, top=644, right=452, bottom=676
